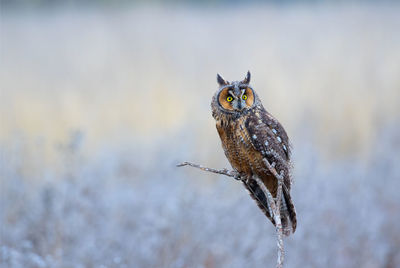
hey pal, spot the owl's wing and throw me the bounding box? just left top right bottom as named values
left=245, top=109, right=297, bottom=233
left=257, top=111, right=290, bottom=159
left=245, top=109, right=292, bottom=188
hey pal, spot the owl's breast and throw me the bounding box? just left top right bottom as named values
left=216, top=116, right=261, bottom=176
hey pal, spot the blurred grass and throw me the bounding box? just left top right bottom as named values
left=1, top=6, right=400, bottom=158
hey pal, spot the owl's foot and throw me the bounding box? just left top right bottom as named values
left=228, top=170, right=241, bottom=180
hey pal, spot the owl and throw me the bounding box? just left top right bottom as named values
left=211, top=71, right=297, bottom=235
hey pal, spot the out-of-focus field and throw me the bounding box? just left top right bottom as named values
left=1, top=4, right=400, bottom=268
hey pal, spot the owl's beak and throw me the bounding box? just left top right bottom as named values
left=236, top=101, right=245, bottom=111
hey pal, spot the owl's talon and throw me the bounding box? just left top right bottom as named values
left=231, top=171, right=242, bottom=181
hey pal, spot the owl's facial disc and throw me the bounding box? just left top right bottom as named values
left=218, top=86, right=255, bottom=112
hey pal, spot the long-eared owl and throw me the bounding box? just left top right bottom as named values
left=211, top=71, right=297, bottom=235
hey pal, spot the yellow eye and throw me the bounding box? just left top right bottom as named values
left=242, top=94, right=247, bottom=100
left=227, top=96, right=233, bottom=102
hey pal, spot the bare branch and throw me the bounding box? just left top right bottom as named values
left=261, top=158, right=285, bottom=268
left=275, top=178, right=284, bottom=268
left=253, top=176, right=284, bottom=268
left=177, top=160, right=286, bottom=267
left=176, top=161, right=241, bottom=180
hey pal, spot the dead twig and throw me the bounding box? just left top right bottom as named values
left=177, top=160, right=286, bottom=268
left=263, top=159, right=285, bottom=268
left=176, top=161, right=240, bottom=180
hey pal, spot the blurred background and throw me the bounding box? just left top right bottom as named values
left=1, top=0, right=400, bottom=267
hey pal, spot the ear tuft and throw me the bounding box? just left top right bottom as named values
left=242, top=71, right=251, bottom=84
left=217, top=73, right=228, bottom=86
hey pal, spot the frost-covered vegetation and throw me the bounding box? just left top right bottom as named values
left=1, top=4, right=400, bottom=268
left=2, top=127, right=400, bottom=267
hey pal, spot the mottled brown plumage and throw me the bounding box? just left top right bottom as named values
left=211, top=71, right=297, bottom=235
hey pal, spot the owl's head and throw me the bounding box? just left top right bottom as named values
left=213, top=71, right=257, bottom=114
